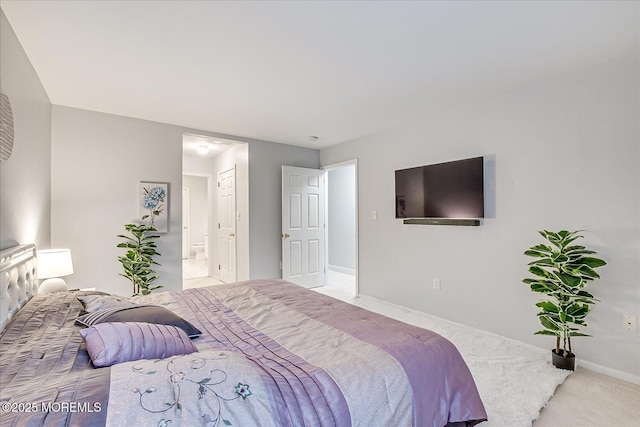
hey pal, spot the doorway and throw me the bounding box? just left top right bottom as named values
left=182, top=174, right=211, bottom=280
left=280, top=161, right=358, bottom=295
left=324, top=160, right=358, bottom=296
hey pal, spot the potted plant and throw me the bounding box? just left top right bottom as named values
left=117, top=223, right=163, bottom=296
left=523, top=230, right=606, bottom=370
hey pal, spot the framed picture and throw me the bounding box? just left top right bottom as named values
left=139, top=182, right=169, bottom=232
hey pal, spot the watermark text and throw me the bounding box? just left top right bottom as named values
left=0, top=401, right=102, bottom=413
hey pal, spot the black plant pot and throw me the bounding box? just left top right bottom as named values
left=551, top=349, right=576, bottom=371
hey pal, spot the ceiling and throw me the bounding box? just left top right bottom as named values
left=182, top=133, right=237, bottom=158
left=1, top=1, right=637, bottom=149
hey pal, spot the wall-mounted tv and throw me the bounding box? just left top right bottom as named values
left=395, top=156, right=484, bottom=220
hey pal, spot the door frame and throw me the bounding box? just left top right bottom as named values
left=323, top=159, right=359, bottom=295
left=182, top=187, right=190, bottom=259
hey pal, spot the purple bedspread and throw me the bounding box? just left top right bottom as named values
left=249, top=280, right=487, bottom=426
left=178, top=285, right=350, bottom=426
left=0, top=280, right=486, bottom=427
left=148, top=279, right=487, bottom=426
left=0, top=292, right=109, bottom=426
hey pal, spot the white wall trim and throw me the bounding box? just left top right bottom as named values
left=577, top=359, right=640, bottom=385
left=324, top=159, right=359, bottom=170
left=328, top=264, right=356, bottom=276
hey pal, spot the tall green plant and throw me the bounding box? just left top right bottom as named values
left=523, top=230, right=606, bottom=358
left=117, top=223, right=163, bottom=296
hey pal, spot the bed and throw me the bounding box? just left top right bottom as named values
left=0, top=244, right=487, bottom=426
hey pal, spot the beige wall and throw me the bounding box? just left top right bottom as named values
left=51, top=106, right=184, bottom=296
left=0, top=11, right=51, bottom=251
left=321, top=53, right=640, bottom=380
left=248, top=140, right=320, bottom=279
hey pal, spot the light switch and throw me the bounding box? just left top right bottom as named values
left=372, top=210, right=378, bottom=220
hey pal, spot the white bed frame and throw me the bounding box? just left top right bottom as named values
left=0, top=244, right=38, bottom=331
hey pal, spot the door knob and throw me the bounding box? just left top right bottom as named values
left=282, top=233, right=290, bottom=238
left=230, top=233, right=235, bottom=237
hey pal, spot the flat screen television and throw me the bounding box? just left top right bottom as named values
left=395, top=156, right=484, bottom=219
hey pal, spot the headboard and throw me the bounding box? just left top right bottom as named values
left=0, top=243, right=37, bottom=331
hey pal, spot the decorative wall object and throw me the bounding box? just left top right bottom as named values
left=139, top=182, right=168, bottom=232
left=0, top=91, right=15, bottom=162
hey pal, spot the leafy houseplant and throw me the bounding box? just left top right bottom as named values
left=117, top=223, right=163, bottom=296
left=523, top=230, right=606, bottom=370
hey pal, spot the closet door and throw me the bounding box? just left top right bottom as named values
left=218, top=167, right=236, bottom=283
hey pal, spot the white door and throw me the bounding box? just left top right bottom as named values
left=218, top=167, right=236, bottom=283
left=282, top=166, right=326, bottom=288
left=182, top=188, right=190, bottom=259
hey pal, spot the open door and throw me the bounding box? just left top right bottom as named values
left=282, top=166, right=326, bottom=288
left=218, top=166, right=236, bottom=283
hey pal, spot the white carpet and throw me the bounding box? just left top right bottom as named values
left=315, top=288, right=570, bottom=427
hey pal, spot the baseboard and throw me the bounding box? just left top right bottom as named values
left=577, top=359, right=640, bottom=385
left=328, top=265, right=356, bottom=276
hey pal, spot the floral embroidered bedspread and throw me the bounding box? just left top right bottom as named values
left=107, top=350, right=276, bottom=426
left=115, top=279, right=487, bottom=427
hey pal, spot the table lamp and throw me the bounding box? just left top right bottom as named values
left=37, top=248, right=74, bottom=293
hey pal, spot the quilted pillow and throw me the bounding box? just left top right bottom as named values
left=76, top=305, right=202, bottom=338
left=79, top=322, right=198, bottom=368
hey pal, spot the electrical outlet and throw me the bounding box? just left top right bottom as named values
left=623, top=315, right=636, bottom=332
left=433, top=278, right=441, bottom=291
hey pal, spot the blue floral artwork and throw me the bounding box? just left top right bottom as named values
left=139, top=182, right=168, bottom=232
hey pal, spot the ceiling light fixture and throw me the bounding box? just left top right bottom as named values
left=196, top=144, right=210, bottom=155
left=308, top=136, right=319, bottom=142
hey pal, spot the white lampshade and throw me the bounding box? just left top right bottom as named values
left=37, top=249, right=74, bottom=280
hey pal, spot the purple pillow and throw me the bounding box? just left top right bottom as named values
left=76, top=305, right=202, bottom=338
left=79, top=322, right=198, bottom=368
